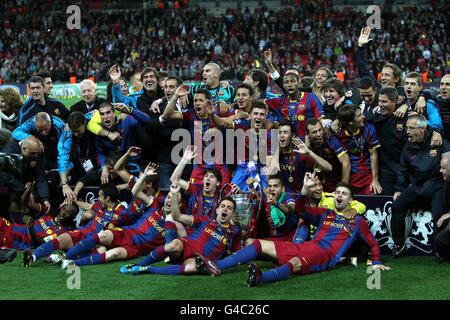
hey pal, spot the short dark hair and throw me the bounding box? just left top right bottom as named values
left=28, top=76, right=44, bottom=86
left=306, top=118, right=323, bottom=132
left=278, top=120, right=294, bottom=133
left=165, top=76, right=183, bottom=86
left=141, top=67, right=160, bottom=82
left=379, top=86, right=398, bottom=103
left=35, top=71, right=51, bottom=79
left=236, top=83, right=255, bottom=97
left=359, top=77, right=376, bottom=90
left=337, top=104, right=359, bottom=129
left=219, top=196, right=236, bottom=212
left=195, top=88, right=212, bottom=100
left=99, top=183, right=119, bottom=202
left=67, top=111, right=86, bottom=130
left=323, top=78, right=345, bottom=97
left=248, top=69, right=268, bottom=92
left=99, top=101, right=114, bottom=111
left=205, top=167, right=222, bottom=183
left=335, top=181, right=354, bottom=198
left=250, top=100, right=267, bottom=112
left=268, top=174, right=283, bottom=182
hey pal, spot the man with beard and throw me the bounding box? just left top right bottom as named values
left=210, top=101, right=279, bottom=192
left=277, top=120, right=332, bottom=194
left=245, top=175, right=297, bottom=243
left=195, top=182, right=388, bottom=287
left=391, top=114, right=450, bottom=258
left=17, top=76, right=70, bottom=125
left=162, top=85, right=231, bottom=185
left=305, top=118, right=350, bottom=192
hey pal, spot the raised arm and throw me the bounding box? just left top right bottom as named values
left=356, top=27, right=375, bottom=80
left=131, top=162, right=158, bottom=206
left=170, top=145, right=198, bottom=190
left=162, top=84, right=189, bottom=121
left=293, top=137, right=332, bottom=172
left=109, top=65, right=136, bottom=108
left=169, top=182, right=194, bottom=226
left=207, top=101, right=235, bottom=129
left=114, top=146, right=141, bottom=183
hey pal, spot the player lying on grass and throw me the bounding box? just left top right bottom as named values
left=0, top=203, right=77, bottom=250
left=195, top=181, right=390, bottom=287
left=59, top=191, right=178, bottom=269
left=22, top=184, right=135, bottom=267
left=120, top=182, right=241, bottom=275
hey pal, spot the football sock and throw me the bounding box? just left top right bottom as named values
left=33, top=238, right=60, bottom=261
left=216, top=240, right=262, bottom=270
left=72, top=253, right=107, bottom=266
left=66, top=234, right=100, bottom=259
left=136, top=245, right=167, bottom=266
left=260, top=262, right=294, bottom=284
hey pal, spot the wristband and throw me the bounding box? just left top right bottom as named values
left=270, top=70, right=280, bottom=80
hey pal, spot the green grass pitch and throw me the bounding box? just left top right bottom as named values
left=11, top=97, right=448, bottom=300
left=2, top=255, right=450, bottom=300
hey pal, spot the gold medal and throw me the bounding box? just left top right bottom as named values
left=288, top=176, right=294, bottom=183
left=253, top=154, right=259, bottom=161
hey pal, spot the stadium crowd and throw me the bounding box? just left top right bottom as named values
left=0, top=2, right=448, bottom=84
left=0, top=2, right=450, bottom=287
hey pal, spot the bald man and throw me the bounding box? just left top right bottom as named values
left=70, top=79, right=106, bottom=115
left=189, top=62, right=236, bottom=106
left=12, top=111, right=65, bottom=173
left=2, top=135, right=51, bottom=213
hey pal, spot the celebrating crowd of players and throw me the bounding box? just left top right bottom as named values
left=2, top=26, right=450, bottom=287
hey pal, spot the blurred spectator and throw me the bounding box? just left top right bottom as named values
left=0, top=3, right=446, bottom=84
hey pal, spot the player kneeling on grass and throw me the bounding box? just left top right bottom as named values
left=196, top=182, right=390, bottom=287
left=120, top=182, right=241, bottom=276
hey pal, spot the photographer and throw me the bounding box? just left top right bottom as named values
left=1, top=136, right=50, bottom=216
